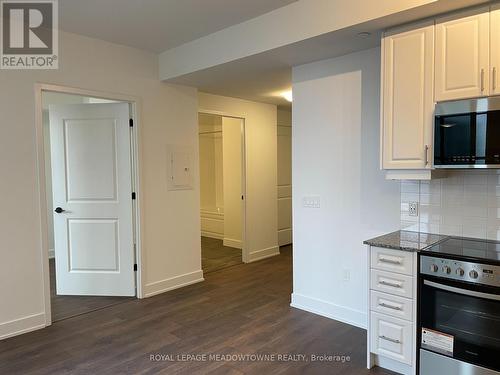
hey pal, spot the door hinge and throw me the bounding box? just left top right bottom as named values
left=132, top=192, right=136, bottom=200
left=133, top=264, right=138, bottom=271
left=129, top=118, right=134, bottom=127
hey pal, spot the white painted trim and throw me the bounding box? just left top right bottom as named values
left=247, top=245, right=279, bottom=262
left=201, top=231, right=224, bottom=240
left=223, top=238, right=242, bottom=249
left=34, top=83, right=145, bottom=333
left=291, top=293, right=367, bottom=329
left=48, top=249, right=55, bottom=259
left=144, top=270, right=204, bottom=298
left=0, top=313, right=46, bottom=340
left=278, top=228, right=292, bottom=246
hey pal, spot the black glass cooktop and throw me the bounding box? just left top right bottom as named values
left=422, top=237, right=500, bottom=264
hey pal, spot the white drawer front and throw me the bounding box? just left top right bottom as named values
left=371, top=247, right=413, bottom=276
left=370, top=269, right=413, bottom=298
left=370, top=290, right=413, bottom=322
left=370, top=312, right=413, bottom=365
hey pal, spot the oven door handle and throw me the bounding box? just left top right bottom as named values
left=424, top=280, right=500, bottom=301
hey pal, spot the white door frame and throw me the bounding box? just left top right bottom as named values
left=34, top=83, right=144, bottom=325
left=198, top=109, right=249, bottom=263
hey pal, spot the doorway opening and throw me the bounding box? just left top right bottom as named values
left=37, top=86, right=141, bottom=323
left=198, top=113, right=245, bottom=273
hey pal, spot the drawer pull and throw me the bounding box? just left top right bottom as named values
left=379, top=335, right=401, bottom=344
left=379, top=280, right=402, bottom=288
left=379, top=256, right=402, bottom=265
left=379, top=302, right=402, bottom=311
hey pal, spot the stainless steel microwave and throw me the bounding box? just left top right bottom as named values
left=434, top=97, right=500, bottom=168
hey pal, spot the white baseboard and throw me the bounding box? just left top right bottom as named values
left=223, top=238, right=242, bottom=249
left=247, top=245, right=280, bottom=262
left=0, top=313, right=46, bottom=340
left=144, top=270, right=204, bottom=298
left=291, top=293, right=367, bottom=329
left=48, top=249, right=55, bottom=259
left=278, top=229, right=292, bottom=246
left=201, top=231, right=223, bottom=240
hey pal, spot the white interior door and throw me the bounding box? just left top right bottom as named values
left=49, top=103, right=135, bottom=296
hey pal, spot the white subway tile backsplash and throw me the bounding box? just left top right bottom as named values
left=400, top=170, right=500, bottom=240
left=401, top=181, right=420, bottom=193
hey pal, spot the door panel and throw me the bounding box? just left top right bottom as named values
left=435, top=8, right=489, bottom=101
left=65, top=119, right=117, bottom=201
left=382, top=23, right=434, bottom=169
left=491, top=6, right=500, bottom=96
left=50, top=103, right=135, bottom=296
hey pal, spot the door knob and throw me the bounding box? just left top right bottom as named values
left=54, top=207, right=66, bottom=214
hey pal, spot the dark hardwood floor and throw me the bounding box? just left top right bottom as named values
left=49, top=258, right=133, bottom=322
left=202, top=236, right=242, bottom=274
left=1, top=246, right=394, bottom=375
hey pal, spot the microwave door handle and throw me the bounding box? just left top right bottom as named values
left=424, top=280, right=500, bottom=301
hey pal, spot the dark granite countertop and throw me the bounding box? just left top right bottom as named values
left=364, top=230, right=449, bottom=252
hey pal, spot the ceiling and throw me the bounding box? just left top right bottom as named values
left=167, top=0, right=491, bottom=107
left=59, top=0, right=297, bottom=53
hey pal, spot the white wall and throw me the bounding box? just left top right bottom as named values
left=291, top=48, right=400, bottom=328
left=0, top=31, right=201, bottom=339
left=277, top=108, right=292, bottom=246
left=401, top=171, right=500, bottom=239
left=222, top=117, right=243, bottom=249
left=198, top=93, right=278, bottom=262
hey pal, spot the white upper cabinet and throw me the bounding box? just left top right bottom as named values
left=491, top=6, right=500, bottom=96
left=435, top=8, right=490, bottom=101
left=381, top=23, right=434, bottom=170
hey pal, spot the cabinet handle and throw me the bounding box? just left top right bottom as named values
left=493, top=67, right=497, bottom=91
left=379, top=256, right=402, bottom=265
left=424, top=145, right=429, bottom=166
left=379, top=302, right=402, bottom=311
left=380, top=280, right=402, bottom=288
left=481, top=68, right=485, bottom=92
left=379, top=335, right=401, bottom=344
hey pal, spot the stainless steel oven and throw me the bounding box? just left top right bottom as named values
left=434, top=97, right=500, bottom=168
left=419, top=254, right=500, bottom=375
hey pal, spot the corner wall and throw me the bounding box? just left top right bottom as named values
left=0, top=31, right=201, bottom=339
left=198, top=93, right=278, bottom=262
left=291, top=48, right=400, bottom=328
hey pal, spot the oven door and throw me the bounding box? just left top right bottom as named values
left=419, top=277, right=500, bottom=372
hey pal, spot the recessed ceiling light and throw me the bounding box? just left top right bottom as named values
left=357, top=32, right=371, bottom=39
left=282, top=90, right=293, bottom=102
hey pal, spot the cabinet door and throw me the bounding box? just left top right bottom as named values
left=435, top=8, right=489, bottom=101
left=382, top=23, right=434, bottom=169
left=491, top=6, right=500, bottom=95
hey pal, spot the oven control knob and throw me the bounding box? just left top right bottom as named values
left=469, top=270, right=479, bottom=279
left=430, top=264, right=438, bottom=272
left=456, top=268, right=465, bottom=276
left=442, top=265, right=451, bottom=274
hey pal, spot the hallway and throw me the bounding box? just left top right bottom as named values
left=201, top=236, right=242, bottom=274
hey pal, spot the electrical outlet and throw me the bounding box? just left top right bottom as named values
left=409, top=202, right=418, bottom=217
left=342, top=269, right=350, bottom=281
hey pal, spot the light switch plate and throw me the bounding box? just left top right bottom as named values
left=303, top=196, right=320, bottom=208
